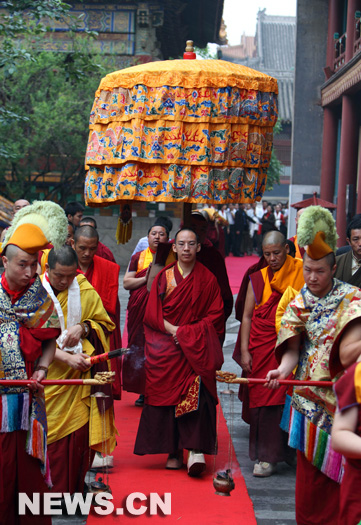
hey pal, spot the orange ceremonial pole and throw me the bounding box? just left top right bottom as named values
left=0, top=379, right=112, bottom=386
left=216, top=371, right=333, bottom=388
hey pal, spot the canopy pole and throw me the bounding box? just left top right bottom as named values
left=182, top=40, right=196, bottom=228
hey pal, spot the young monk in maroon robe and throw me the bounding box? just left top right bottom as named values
left=134, top=228, right=224, bottom=476
left=72, top=225, right=122, bottom=399
left=123, top=224, right=170, bottom=405
left=0, top=202, right=66, bottom=524
left=240, top=231, right=304, bottom=477
left=147, top=212, right=233, bottom=333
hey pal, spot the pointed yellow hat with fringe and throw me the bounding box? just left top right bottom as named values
left=2, top=201, right=68, bottom=254
left=297, top=205, right=338, bottom=259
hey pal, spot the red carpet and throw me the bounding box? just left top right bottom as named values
left=225, top=254, right=259, bottom=295
left=87, top=391, right=256, bottom=524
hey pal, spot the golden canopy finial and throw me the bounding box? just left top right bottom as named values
left=185, top=40, right=194, bottom=53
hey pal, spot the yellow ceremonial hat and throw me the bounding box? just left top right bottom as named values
left=305, top=231, right=334, bottom=260
left=297, top=205, right=338, bottom=260
left=5, top=223, right=49, bottom=254
left=2, top=201, right=68, bottom=255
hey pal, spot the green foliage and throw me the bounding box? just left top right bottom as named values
left=194, top=45, right=217, bottom=60
left=0, top=0, right=117, bottom=203
left=0, top=44, right=116, bottom=203
left=266, top=120, right=282, bottom=191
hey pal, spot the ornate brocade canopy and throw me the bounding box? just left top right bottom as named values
left=84, top=59, right=278, bottom=206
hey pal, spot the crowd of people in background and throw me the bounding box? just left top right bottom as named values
left=216, top=201, right=288, bottom=258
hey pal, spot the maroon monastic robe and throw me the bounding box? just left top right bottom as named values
left=96, top=241, right=116, bottom=263
left=143, top=261, right=224, bottom=406
left=155, top=240, right=233, bottom=322
left=246, top=268, right=292, bottom=408
left=122, top=262, right=148, bottom=394
left=334, top=362, right=361, bottom=525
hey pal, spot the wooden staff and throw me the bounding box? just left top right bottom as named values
left=86, top=347, right=129, bottom=366
left=216, top=371, right=333, bottom=388
left=0, top=371, right=115, bottom=387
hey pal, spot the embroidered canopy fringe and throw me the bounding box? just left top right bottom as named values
left=282, top=397, right=343, bottom=483
left=84, top=59, right=278, bottom=206
left=85, top=164, right=268, bottom=205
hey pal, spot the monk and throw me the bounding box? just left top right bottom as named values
left=0, top=201, right=64, bottom=524
left=42, top=246, right=116, bottom=495
left=335, top=215, right=361, bottom=288
left=266, top=205, right=361, bottom=524
left=72, top=226, right=122, bottom=399
left=123, top=223, right=170, bottom=406
left=134, top=228, right=224, bottom=476
left=79, top=216, right=116, bottom=263
left=239, top=231, right=304, bottom=477
left=148, top=211, right=233, bottom=333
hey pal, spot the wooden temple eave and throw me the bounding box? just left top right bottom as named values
left=321, top=52, right=361, bottom=106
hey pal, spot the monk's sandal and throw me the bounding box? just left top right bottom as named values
left=187, top=450, right=206, bottom=477
left=253, top=461, right=277, bottom=477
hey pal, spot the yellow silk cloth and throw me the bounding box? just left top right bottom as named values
left=175, top=375, right=200, bottom=418
left=275, top=286, right=299, bottom=334
left=293, top=235, right=303, bottom=260
left=40, top=249, right=51, bottom=275
left=355, top=362, right=361, bottom=404
left=44, top=274, right=117, bottom=453
left=258, top=255, right=304, bottom=309
left=137, top=247, right=155, bottom=272
left=84, top=59, right=278, bottom=206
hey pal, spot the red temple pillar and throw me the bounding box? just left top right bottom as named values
left=320, top=107, right=338, bottom=203
left=326, top=0, right=340, bottom=68
left=336, top=95, right=359, bottom=245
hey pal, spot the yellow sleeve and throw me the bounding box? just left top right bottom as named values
left=275, top=286, right=299, bottom=334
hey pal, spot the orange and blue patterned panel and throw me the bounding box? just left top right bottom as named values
left=84, top=60, right=278, bottom=205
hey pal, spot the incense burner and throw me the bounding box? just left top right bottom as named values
left=213, top=469, right=235, bottom=496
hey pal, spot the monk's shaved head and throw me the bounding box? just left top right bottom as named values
left=3, top=244, right=22, bottom=261
left=73, top=225, right=99, bottom=243
left=262, top=231, right=286, bottom=248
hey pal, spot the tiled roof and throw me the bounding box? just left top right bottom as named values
left=221, top=35, right=256, bottom=60
left=276, top=75, right=294, bottom=122
left=219, top=10, right=295, bottom=123
left=257, top=13, right=296, bottom=72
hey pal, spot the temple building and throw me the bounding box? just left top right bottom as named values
left=291, top=0, right=361, bottom=243
left=39, top=0, right=224, bottom=64
left=219, top=10, right=296, bottom=204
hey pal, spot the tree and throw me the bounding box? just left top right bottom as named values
left=0, top=46, right=116, bottom=203
left=194, top=45, right=217, bottom=60
left=266, top=120, right=282, bottom=191
left=0, top=1, right=115, bottom=203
